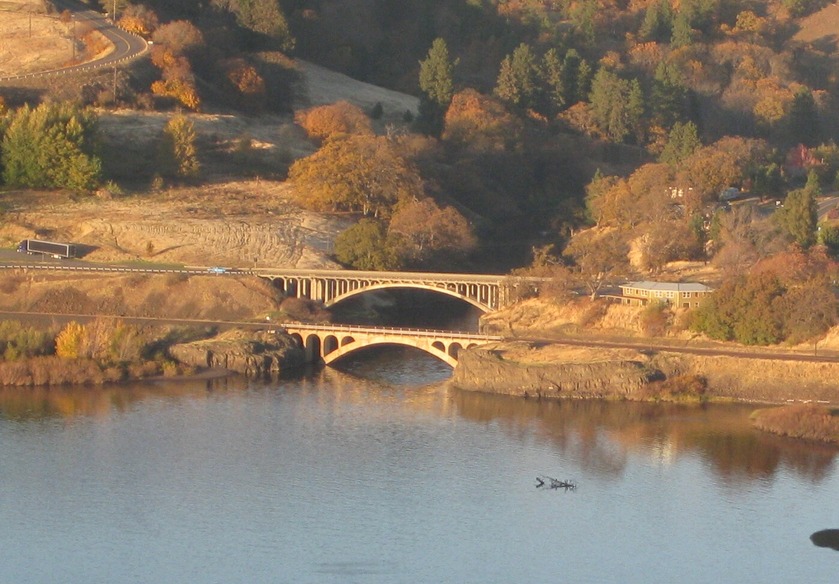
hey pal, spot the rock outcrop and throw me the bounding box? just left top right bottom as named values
left=170, top=329, right=306, bottom=377
left=451, top=341, right=839, bottom=405
left=450, top=343, right=658, bottom=400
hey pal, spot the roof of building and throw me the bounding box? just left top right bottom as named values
left=620, top=281, right=713, bottom=293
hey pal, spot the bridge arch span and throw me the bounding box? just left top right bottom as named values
left=283, top=324, right=501, bottom=369
left=325, top=283, right=491, bottom=313
left=322, top=338, right=457, bottom=368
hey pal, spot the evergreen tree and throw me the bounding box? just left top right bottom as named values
left=494, top=43, right=540, bottom=111
left=785, top=88, right=821, bottom=147
left=334, top=219, right=401, bottom=270
left=671, top=12, right=693, bottom=47
left=640, top=0, right=674, bottom=42
left=775, top=176, right=818, bottom=248
left=575, top=59, right=594, bottom=104
left=541, top=48, right=565, bottom=114
left=589, top=69, right=643, bottom=143
left=651, top=61, right=689, bottom=129
left=561, top=49, right=582, bottom=104
left=660, top=121, right=701, bottom=164
left=627, top=79, right=645, bottom=143
left=1, top=103, right=101, bottom=192
left=417, top=38, right=457, bottom=136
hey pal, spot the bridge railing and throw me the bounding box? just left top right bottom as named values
left=279, top=322, right=502, bottom=341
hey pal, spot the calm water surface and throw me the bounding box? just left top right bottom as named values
left=1, top=348, right=838, bottom=583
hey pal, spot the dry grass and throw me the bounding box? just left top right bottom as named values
left=751, top=404, right=839, bottom=444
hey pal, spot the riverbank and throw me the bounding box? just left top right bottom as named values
left=450, top=341, right=839, bottom=406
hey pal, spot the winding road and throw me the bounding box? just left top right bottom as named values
left=0, top=0, right=148, bottom=82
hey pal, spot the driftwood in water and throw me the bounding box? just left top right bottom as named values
left=536, top=475, right=576, bottom=491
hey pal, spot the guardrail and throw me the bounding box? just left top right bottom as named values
left=0, top=263, right=227, bottom=275
left=280, top=321, right=501, bottom=340
left=0, top=20, right=148, bottom=82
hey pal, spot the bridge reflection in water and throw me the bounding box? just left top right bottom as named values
left=280, top=323, right=502, bottom=367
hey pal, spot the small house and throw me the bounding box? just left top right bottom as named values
left=619, top=281, right=713, bottom=308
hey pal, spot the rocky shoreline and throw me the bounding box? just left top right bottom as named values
left=450, top=341, right=839, bottom=406
left=170, top=329, right=306, bottom=377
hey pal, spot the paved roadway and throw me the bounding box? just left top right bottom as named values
left=0, top=0, right=148, bottom=82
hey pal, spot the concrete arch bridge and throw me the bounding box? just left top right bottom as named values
left=281, top=323, right=502, bottom=367
left=255, top=268, right=537, bottom=312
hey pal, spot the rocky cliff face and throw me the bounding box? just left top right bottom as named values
left=451, top=342, right=839, bottom=405
left=450, top=344, right=657, bottom=400
left=170, top=329, right=306, bottom=377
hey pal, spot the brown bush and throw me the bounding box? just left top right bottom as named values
left=128, top=360, right=162, bottom=379
left=636, top=374, right=707, bottom=402
left=639, top=302, right=671, bottom=337
left=0, top=356, right=105, bottom=386
left=279, top=297, right=331, bottom=323
left=751, top=404, right=839, bottom=443
left=576, top=299, right=608, bottom=328
left=0, top=275, right=23, bottom=294
left=294, top=101, right=373, bottom=141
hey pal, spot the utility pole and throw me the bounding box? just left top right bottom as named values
left=71, top=15, right=76, bottom=60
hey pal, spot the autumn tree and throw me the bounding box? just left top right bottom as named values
left=417, top=38, right=457, bottom=135
left=388, top=198, right=477, bottom=268
left=638, top=218, right=703, bottom=272
left=213, top=0, right=294, bottom=50
left=55, top=322, right=85, bottom=358
left=442, top=89, right=522, bottom=153
left=294, top=101, right=373, bottom=142
left=55, top=319, right=143, bottom=363
left=289, top=135, right=423, bottom=217
left=117, top=5, right=159, bottom=36
left=158, top=115, right=200, bottom=179
left=691, top=263, right=837, bottom=345
left=564, top=229, right=629, bottom=299
left=150, top=21, right=204, bottom=110
left=221, top=58, right=267, bottom=112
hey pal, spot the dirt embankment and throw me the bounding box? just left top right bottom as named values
left=0, top=183, right=352, bottom=269
left=0, top=269, right=281, bottom=321
left=452, top=342, right=839, bottom=405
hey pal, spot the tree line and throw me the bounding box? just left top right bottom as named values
left=0, top=102, right=200, bottom=192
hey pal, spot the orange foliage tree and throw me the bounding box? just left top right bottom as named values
left=288, top=134, right=423, bottom=217
left=442, top=89, right=522, bottom=152
left=294, top=101, right=373, bottom=142
left=149, top=21, right=204, bottom=110
left=388, top=198, right=477, bottom=266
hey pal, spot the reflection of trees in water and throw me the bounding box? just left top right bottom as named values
left=451, top=390, right=836, bottom=484
left=0, top=376, right=250, bottom=421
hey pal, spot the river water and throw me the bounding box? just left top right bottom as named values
left=1, top=348, right=838, bottom=583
